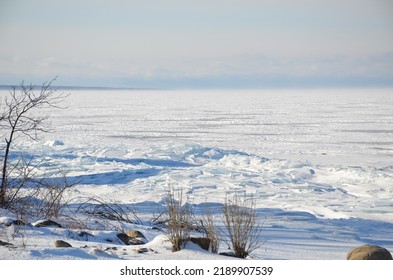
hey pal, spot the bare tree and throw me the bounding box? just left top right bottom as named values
left=0, top=78, right=66, bottom=207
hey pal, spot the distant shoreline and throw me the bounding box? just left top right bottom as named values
left=1, top=85, right=392, bottom=91
left=0, top=85, right=162, bottom=91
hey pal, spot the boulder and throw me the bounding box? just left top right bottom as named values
left=117, top=232, right=146, bottom=245
left=54, top=240, right=72, bottom=248
left=347, top=244, right=392, bottom=260
left=190, top=237, right=210, bottom=251
left=125, top=229, right=146, bottom=240
left=116, top=233, right=129, bottom=244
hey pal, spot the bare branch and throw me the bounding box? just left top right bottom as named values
left=0, top=78, right=67, bottom=207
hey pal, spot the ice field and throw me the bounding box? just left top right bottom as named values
left=1, top=88, right=392, bottom=259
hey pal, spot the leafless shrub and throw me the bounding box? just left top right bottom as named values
left=10, top=224, right=29, bottom=249
left=3, top=155, right=38, bottom=212
left=223, top=194, right=263, bottom=258
left=34, top=172, right=75, bottom=219
left=164, top=187, right=191, bottom=252
left=199, top=206, right=221, bottom=253
left=76, top=197, right=142, bottom=229
left=7, top=170, right=75, bottom=221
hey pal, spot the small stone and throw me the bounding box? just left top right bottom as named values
left=104, top=247, right=118, bottom=251
left=77, top=231, right=94, bottom=240
left=55, top=240, right=72, bottom=248
left=347, top=244, right=392, bottom=260
left=133, top=248, right=149, bottom=254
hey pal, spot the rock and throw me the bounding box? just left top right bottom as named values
left=117, top=230, right=148, bottom=245
left=0, top=217, right=29, bottom=227
left=125, top=229, right=146, bottom=240
left=117, top=233, right=130, bottom=244
left=33, top=220, right=62, bottom=228
left=10, top=219, right=29, bottom=226
left=77, top=231, right=94, bottom=241
left=116, top=233, right=147, bottom=245
left=347, top=244, right=392, bottom=260
left=55, top=240, right=72, bottom=248
left=0, top=240, right=13, bottom=246
left=104, top=247, right=118, bottom=251
left=133, top=248, right=149, bottom=254
left=219, top=251, right=243, bottom=258
left=190, top=237, right=210, bottom=251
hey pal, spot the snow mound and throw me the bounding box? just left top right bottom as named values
left=44, top=140, right=64, bottom=147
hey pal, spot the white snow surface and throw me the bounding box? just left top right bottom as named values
left=0, top=88, right=392, bottom=260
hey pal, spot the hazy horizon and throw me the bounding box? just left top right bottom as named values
left=1, top=0, right=392, bottom=89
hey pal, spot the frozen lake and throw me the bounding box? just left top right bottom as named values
left=1, top=88, right=392, bottom=259
left=11, top=88, right=389, bottom=219
left=44, top=88, right=393, bottom=167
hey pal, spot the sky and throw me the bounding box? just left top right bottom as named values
left=0, top=0, right=392, bottom=88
